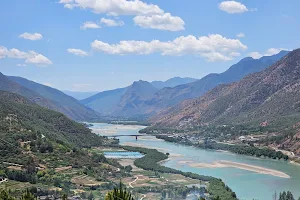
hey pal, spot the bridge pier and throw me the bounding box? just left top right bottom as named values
left=136, top=136, right=138, bottom=140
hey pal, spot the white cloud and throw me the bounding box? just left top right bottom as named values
left=19, top=32, right=43, bottom=40
left=219, top=1, right=248, bottom=14
left=236, top=32, right=245, bottom=38
left=133, top=13, right=184, bottom=31
left=249, top=48, right=288, bottom=59
left=0, top=46, right=52, bottom=66
left=67, top=48, right=88, bottom=56
left=59, top=0, right=164, bottom=16
left=80, top=21, right=101, bottom=30
left=16, top=64, right=28, bottom=67
left=249, top=52, right=262, bottom=59
left=91, top=34, right=247, bottom=62
left=100, top=18, right=124, bottom=27
left=59, top=0, right=185, bottom=31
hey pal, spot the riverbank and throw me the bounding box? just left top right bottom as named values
left=123, top=142, right=290, bottom=178
left=122, top=145, right=238, bottom=200
left=179, top=160, right=290, bottom=179
left=91, top=124, right=147, bottom=135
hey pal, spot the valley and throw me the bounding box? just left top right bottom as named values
left=91, top=123, right=300, bottom=200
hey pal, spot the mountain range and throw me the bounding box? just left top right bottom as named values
left=81, top=77, right=197, bottom=116
left=0, top=73, right=100, bottom=121
left=152, top=49, right=300, bottom=130
left=81, top=51, right=289, bottom=118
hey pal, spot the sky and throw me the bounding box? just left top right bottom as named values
left=0, top=0, right=299, bottom=92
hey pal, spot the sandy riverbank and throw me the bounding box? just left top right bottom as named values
left=178, top=160, right=290, bottom=178
left=91, top=124, right=146, bottom=135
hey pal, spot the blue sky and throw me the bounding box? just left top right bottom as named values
left=0, top=0, right=299, bottom=92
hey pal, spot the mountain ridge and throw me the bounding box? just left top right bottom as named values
left=152, top=49, right=300, bottom=130
left=1, top=74, right=100, bottom=121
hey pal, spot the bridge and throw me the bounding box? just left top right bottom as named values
left=106, top=134, right=169, bottom=140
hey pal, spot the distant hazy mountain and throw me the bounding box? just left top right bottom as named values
left=63, top=91, right=98, bottom=100
left=151, top=77, right=198, bottom=89
left=81, top=87, right=127, bottom=115
left=153, top=50, right=298, bottom=129
left=81, top=77, right=196, bottom=116
left=7, top=76, right=100, bottom=121
left=112, top=80, right=159, bottom=117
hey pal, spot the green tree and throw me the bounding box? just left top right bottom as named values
left=62, top=194, right=68, bottom=200
left=0, top=190, right=15, bottom=200
left=21, top=189, right=36, bottom=200
left=105, top=183, right=134, bottom=200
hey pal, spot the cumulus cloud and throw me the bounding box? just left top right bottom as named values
left=236, top=32, right=245, bottom=38
left=219, top=1, right=249, bottom=14
left=100, top=18, right=124, bottom=27
left=19, top=32, right=43, bottom=40
left=67, top=48, right=88, bottom=56
left=80, top=21, right=101, bottom=30
left=133, top=13, right=184, bottom=31
left=0, top=46, right=52, bottom=66
left=249, top=48, right=289, bottom=59
left=91, top=34, right=247, bottom=62
left=59, top=0, right=163, bottom=16
left=59, top=0, right=185, bottom=31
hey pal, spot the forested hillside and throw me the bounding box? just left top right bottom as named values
left=0, top=91, right=104, bottom=165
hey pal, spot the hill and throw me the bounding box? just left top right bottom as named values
left=0, top=91, right=103, bottom=148
left=152, top=49, right=300, bottom=130
left=0, top=90, right=105, bottom=165
left=81, top=87, right=127, bottom=115
left=6, top=76, right=100, bottom=121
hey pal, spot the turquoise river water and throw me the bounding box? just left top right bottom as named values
left=91, top=123, right=300, bottom=200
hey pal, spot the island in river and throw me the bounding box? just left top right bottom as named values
left=90, top=123, right=300, bottom=200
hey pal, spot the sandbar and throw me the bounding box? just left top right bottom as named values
left=178, top=160, right=290, bottom=179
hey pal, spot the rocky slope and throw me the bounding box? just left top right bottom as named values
left=152, top=49, right=300, bottom=129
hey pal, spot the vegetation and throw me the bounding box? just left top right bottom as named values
left=105, top=183, right=134, bottom=200
left=156, top=135, right=289, bottom=160
left=122, top=146, right=238, bottom=200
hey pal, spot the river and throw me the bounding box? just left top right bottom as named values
left=91, top=123, right=300, bottom=200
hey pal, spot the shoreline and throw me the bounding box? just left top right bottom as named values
left=122, top=142, right=290, bottom=179
left=178, top=160, right=290, bottom=179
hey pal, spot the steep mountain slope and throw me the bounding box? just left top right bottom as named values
left=81, top=87, right=127, bottom=115
left=63, top=90, right=98, bottom=100
left=0, top=72, right=59, bottom=110
left=0, top=91, right=103, bottom=148
left=146, top=51, right=289, bottom=111
left=153, top=49, right=300, bottom=129
left=151, top=77, right=198, bottom=89
left=113, top=80, right=159, bottom=116
left=7, top=76, right=100, bottom=121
